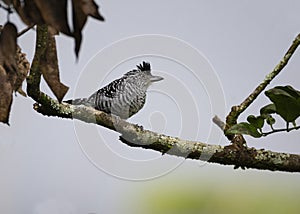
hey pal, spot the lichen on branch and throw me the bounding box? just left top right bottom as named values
left=27, top=25, right=300, bottom=173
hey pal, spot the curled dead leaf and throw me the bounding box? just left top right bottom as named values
left=12, top=0, right=104, bottom=57
left=15, top=46, right=30, bottom=96
left=0, top=65, right=13, bottom=125
left=40, top=32, right=69, bottom=102
left=72, top=0, right=105, bottom=56
left=0, top=22, right=30, bottom=124
left=34, top=0, right=72, bottom=36
left=1, top=0, right=12, bottom=6
left=0, top=22, right=18, bottom=124
left=0, top=22, right=18, bottom=72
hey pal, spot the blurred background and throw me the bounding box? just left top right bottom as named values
left=1, top=0, right=300, bottom=213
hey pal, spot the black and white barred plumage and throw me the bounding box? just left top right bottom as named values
left=66, top=62, right=163, bottom=119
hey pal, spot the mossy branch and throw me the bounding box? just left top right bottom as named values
left=26, top=24, right=48, bottom=101
left=32, top=99, right=300, bottom=173
left=26, top=25, right=300, bottom=173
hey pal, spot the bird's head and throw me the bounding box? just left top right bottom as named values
left=124, top=61, right=163, bottom=89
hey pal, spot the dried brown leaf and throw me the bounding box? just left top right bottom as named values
left=34, top=0, right=72, bottom=36
left=23, top=0, right=44, bottom=24
left=2, top=0, right=12, bottom=5
left=12, top=0, right=34, bottom=25
left=0, top=65, right=13, bottom=125
left=13, top=0, right=104, bottom=56
left=72, top=0, right=104, bottom=56
left=0, top=22, right=18, bottom=72
left=40, top=33, right=69, bottom=102
left=80, top=0, right=105, bottom=20
left=13, top=0, right=71, bottom=35
left=0, top=22, right=30, bottom=124
left=14, top=46, right=30, bottom=96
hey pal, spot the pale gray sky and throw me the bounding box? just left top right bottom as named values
left=1, top=1, right=300, bottom=213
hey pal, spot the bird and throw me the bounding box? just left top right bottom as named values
left=65, top=61, right=163, bottom=119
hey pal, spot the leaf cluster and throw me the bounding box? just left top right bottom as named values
left=226, top=85, right=300, bottom=137
left=0, top=0, right=105, bottom=124
left=5, top=0, right=104, bottom=56
left=0, top=23, right=29, bottom=124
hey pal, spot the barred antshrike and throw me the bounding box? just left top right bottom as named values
left=66, top=62, right=163, bottom=119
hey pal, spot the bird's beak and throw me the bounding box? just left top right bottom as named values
left=150, top=75, right=164, bottom=82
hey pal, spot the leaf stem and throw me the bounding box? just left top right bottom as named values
left=262, top=125, right=300, bottom=137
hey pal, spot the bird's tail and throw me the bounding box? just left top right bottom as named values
left=64, top=98, right=89, bottom=105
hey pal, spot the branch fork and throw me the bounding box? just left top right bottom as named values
left=27, top=25, right=300, bottom=173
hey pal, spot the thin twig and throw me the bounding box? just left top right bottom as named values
left=18, top=24, right=35, bottom=37
left=0, top=3, right=13, bottom=14
left=213, top=115, right=225, bottom=131
left=226, top=33, right=300, bottom=130
left=262, top=125, right=300, bottom=137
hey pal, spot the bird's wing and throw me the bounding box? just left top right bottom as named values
left=101, top=78, right=125, bottom=98
left=87, top=78, right=126, bottom=113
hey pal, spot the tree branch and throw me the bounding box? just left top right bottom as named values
left=33, top=100, right=300, bottom=173
left=27, top=24, right=47, bottom=100
left=212, top=115, right=226, bottom=131
left=226, top=33, right=300, bottom=129
left=26, top=25, right=300, bottom=173
left=18, top=24, right=35, bottom=37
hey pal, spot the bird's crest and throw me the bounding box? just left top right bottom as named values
left=137, top=61, right=151, bottom=71
left=124, top=61, right=151, bottom=77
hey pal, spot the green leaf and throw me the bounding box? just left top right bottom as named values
left=247, top=115, right=264, bottom=129
left=266, top=115, right=276, bottom=126
left=260, top=103, right=276, bottom=115
left=226, top=122, right=262, bottom=138
left=247, top=115, right=256, bottom=123
left=265, top=85, right=300, bottom=123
